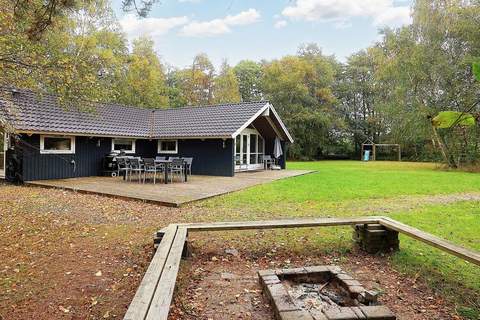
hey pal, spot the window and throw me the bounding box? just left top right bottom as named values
left=40, top=135, right=75, bottom=154
left=257, top=136, right=264, bottom=163
left=158, top=140, right=178, bottom=154
left=112, top=138, right=136, bottom=153
left=250, top=134, right=257, bottom=164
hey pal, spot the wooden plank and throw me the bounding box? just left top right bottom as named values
left=379, top=217, right=480, bottom=266
left=179, top=217, right=381, bottom=232
left=123, top=224, right=178, bottom=320
left=145, top=227, right=188, bottom=320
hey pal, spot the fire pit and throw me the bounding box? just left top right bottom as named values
left=258, top=265, right=396, bottom=320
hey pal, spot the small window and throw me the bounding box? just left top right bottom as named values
left=158, top=140, right=178, bottom=154
left=40, top=135, right=75, bottom=154
left=112, top=138, right=136, bottom=153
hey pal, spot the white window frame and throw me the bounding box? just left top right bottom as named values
left=158, top=140, right=178, bottom=154
left=234, top=127, right=265, bottom=171
left=111, top=138, right=136, bottom=154
left=40, top=135, right=76, bottom=154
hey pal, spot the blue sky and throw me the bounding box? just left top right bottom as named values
left=113, top=0, right=413, bottom=69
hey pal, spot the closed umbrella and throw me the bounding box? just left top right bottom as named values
left=273, top=137, right=283, bottom=159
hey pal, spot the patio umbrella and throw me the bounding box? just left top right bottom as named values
left=273, top=137, right=283, bottom=159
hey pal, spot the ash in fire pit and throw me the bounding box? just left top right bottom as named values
left=258, top=266, right=396, bottom=320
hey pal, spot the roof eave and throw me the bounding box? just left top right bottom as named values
left=231, top=102, right=294, bottom=143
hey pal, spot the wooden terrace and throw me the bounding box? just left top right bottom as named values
left=25, top=170, right=314, bottom=207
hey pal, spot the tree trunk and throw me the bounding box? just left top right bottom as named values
left=431, top=125, right=456, bottom=168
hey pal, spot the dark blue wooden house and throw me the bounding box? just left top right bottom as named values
left=0, top=87, right=293, bottom=182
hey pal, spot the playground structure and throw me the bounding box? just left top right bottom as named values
left=361, top=139, right=401, bottom=161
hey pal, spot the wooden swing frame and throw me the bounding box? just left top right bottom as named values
left=361, top=141, right=401, bottom=161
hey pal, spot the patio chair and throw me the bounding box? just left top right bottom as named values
left=169, top=158, right=185, bottom=183
left=155, top=156, right=166, bottom=161
left=129, top=158, right=144, bottom=182
left=116, top=157, right=131, bottom=179
left=262, top=155, right=273, bottom=170
left=183, top=157, right=193, bottom=176
left=143, top=158, right=157, bottom=184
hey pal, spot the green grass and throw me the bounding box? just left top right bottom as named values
left=196, top=161, right=480, bottom=317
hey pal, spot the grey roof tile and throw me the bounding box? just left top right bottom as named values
left=0, top=87, right=271, bottom=139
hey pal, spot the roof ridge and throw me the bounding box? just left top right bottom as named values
left=151, top=100, right=270, bottom=113
left=0, top=86, right=269, bottom=112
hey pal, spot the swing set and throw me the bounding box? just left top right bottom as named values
left=361, top=139, right=401, bottom=161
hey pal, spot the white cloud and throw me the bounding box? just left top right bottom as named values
left=119, top=14, right=189, bottom=40
left=181, top=8, right=261, bottom=37
left=274, top=20, right=288, bottom=29
left=282, top=0, right=411, bottom=28
left=373, top=6, right=411, bottom=26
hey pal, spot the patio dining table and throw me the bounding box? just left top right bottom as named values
left=154, top=159, right=188, bottom=184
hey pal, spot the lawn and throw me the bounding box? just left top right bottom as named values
left=0, top=160, right=479, bottom=319
left=193, top=161, right=480, bottom=318
left=201, top=161, right=480, bottom=216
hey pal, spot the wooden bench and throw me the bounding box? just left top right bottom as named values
left=125, top=216, right=480, bottom=320
left=124, top=224, right=187, bottom=320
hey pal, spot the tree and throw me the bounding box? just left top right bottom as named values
left=262, top=48, right=341, bottom=160
left=181, top=53, right=215, bottom=105
left=213, top=61, right=241, bottom=104
left=117, top=37, right=169, bottom=108
left=233, top=60, right=264, bottom=102
left=165, top=66, right=189, bottom=108
left=378, top=0, right=480, bottom=164
left=335, top=49, right=385, bottom=154
left=1, top=0, right=130, bottom=107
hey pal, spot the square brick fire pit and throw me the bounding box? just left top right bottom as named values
left=258, top=265, right=396, bottom=320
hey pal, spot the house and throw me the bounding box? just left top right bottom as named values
left=0, top=87, right=293, bottom=182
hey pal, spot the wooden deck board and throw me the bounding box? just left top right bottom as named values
left=123, top=225, right=178, bottom=320
left=145, top=227, right=188, bottom=320
left=25, top=170, right=315, bottom=207
left=179, top=216, right=382, bottom=232
left=379, top=217, right=480, bottom=266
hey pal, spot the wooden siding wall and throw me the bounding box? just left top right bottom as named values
left=17, top=135, right=235, bottom=181
left=20, top=135, right=111, bottom=181
left=157, top=139, right=235, bottom=177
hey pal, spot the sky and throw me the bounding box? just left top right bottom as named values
left=113, top=0, right=414, bottom=69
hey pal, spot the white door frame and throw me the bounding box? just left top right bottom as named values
left=1, top=131, right=7, bottom=174
left=234, top=127, right=265, bottom=172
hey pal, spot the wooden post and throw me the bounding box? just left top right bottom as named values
left=398, top=145, right=401, bottom=161
left=372, top=144, right=376, bottom=161
left=360, top=144, right=364, bottom=161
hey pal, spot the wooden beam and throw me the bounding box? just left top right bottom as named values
left=379, top=217, right=480, bottom=266
left=127, top=217, right=480, bottom=320
left=124, top=224, right=178, bottom=320
left=146, top=227, right=188, bottom=320
left=178, top=217, right=381, bottom=232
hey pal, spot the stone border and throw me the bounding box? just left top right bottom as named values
left=258, top=266, right=396, bottom=320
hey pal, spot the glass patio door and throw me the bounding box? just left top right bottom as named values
left=235, top=128, right=264, bottom=171
left=0, top=131, right=6, bottom=176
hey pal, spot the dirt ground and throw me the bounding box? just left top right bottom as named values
left=169, top=236, right=460, bottom=320
left=0, top=183, right=472, bottom=319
